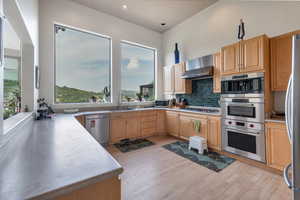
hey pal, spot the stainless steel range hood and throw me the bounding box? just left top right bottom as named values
left=182, top=55, right=214, bottom=79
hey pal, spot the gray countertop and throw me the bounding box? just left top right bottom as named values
left=0, top=114, right=123, bottom=200
left=77, top=107, right=222, bottom=116
left=265, top=118, right=286, bottom=123
left=0, top=106, right=220, bottom=199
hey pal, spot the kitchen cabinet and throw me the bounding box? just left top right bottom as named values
left=207, top=116, right=221, bottom=151
left=156, top=111, right=166, bottom=135
left=266, top=122, right=291, bottom=171
left=179, top=113, right=208, bottom=140
left=163, top=65, right=175, bottom=94
left=221, top=43, right=240, bottom=75
left=174, top=63, right=192, bottom=94
left=242, top=35, right=269, bottom=73
left=110, top=118, right=127, bottom=143
left=75, top=115, right=85, bottom=127
left=221, top=35, right=269, bottom=75
left=126, top=118, right=140, bottom=138
left=141, top=114, right=157, bottom=137
left=213, top=52, right=221, bottom=93
left=54, top=176, right=120, bottom=200
left=270, top=31, right=300, bottom=91
left=166, top=111, right=179, bottom=137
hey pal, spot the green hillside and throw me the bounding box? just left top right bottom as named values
left=55, top=85, right=106, bottom=103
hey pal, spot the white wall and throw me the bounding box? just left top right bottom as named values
left=163, top=0, right=300, bottom=66
left=4, top=0, right=39, bottom=111
left=39, top=0, right=163, bottom=109
left=16, top=0, right=39, bottom=111
left=0, top=0, right=3, bottom=135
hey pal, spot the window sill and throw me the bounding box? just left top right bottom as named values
left=4, top=112, right=34, bottom=136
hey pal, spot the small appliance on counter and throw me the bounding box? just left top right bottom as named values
left=155, top=100, right=169, bottom=107
left=36, top=98, right=55, bottom=120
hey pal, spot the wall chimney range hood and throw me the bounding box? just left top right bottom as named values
left=181, top=55, right=214, bottom=79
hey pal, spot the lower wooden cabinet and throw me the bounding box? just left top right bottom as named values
left=75, top=115, right=85, bottom=127
left=166, top=111, right=179, bottom=137
left=179, top=114, right=208, bottom=140
left=110, top=118, right=127, bottom=143
left=156, top=111, right=166, bottom=134
left=266, top=122, right=291, bottom=171
left=126, top=118, right=140, bottom=138
left=207, top=116, right=221, bottom=151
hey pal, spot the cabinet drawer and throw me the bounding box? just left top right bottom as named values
left=142, top=127, right=156, bottom=136
left=111, top=112, right=140, bottom=119
left=142, top=116, right=157, bottom=122
left=140, top=110, right=157, bottom=117
left=142, top=120, right=156, bottom=129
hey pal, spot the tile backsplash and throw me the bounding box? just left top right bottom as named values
left=176, top=78, right=221, bottom=107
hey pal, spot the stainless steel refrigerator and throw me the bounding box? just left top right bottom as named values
left=285, top=34, right=300, bottom=200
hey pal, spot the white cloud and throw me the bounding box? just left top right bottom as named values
left=127, top=58, right=139, bottom=70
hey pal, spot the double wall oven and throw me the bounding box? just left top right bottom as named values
left=221, top=72, right=266, bottom=162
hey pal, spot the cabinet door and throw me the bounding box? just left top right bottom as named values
left=179, top=115, right=208, bottom=140
left=163, top=66, right=174, bottom=94
left=126, top=118, right=140, bottom=139
left=110, top=118, right=126, bottom=143
left=266, top=122, right=291, bottom=171
left=166, top=111, right=179, bottom=137
left=271, top=34, right=292, bottom=91
left=207, top=116, right=221, bottom=150
left=174, top=63, right=192, bottom=94
left=221, top=43, right=240, bottom=75
left=156, top=111, right=166, bottom=134
left=213, top=52, right=221, bottom=93
left=242, top=35, right=267, bottom=73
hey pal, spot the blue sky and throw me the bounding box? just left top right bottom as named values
left=56, top=26, right=155, bottom=93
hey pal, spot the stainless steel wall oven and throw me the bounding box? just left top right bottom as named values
left=221, top=72, right=265, bottom=162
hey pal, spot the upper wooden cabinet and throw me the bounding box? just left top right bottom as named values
left=213, top=52, right=221, bottom=93
left=221, top=35, right=269, bottom=75
left=163, top=65, right=175, bottom=94
left=266, top=122, right=291, bottom=171
left=207, top=116, right=221, bottom=151
left=174, top=63, right=192, bottom=94
left=241, top=35, right=268, bottom=73
left=270, top=31, right=300, bottom=91
left=221, top=43, right=240, bottom=75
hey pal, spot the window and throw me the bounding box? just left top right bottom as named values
left=3, top=57, right=21, bottom=119
left=120, top=42, right=155, bottom=102
left=3, top=20, right=21, bottom=120
left=55, top=25, right=111, bottom=104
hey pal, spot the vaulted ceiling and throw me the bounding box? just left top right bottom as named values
left=70, top=0, right=218, bottom=32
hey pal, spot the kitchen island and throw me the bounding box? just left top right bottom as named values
left=0, top=114, right=123, bottom=200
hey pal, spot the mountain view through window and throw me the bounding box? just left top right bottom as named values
left=55, top=25, right=111, bottom=104
left=121, top=42, right=155, bottom=102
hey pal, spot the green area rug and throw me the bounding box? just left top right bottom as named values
left=114, top=138, right=155, bottom=153
left=163, top=141, right=235, bottom=172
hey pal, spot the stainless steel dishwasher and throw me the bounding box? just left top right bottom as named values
left=85, top=113, right=110, bottom=146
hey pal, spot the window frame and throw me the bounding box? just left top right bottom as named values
left=120, top=40, right=157, bottom=105
left=53, top=23, right=113, bottom=106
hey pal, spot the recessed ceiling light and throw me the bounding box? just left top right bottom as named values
left=122, top=5, right=128, bottom=10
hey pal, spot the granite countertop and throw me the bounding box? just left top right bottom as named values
left=0, top=114, right=123, bottom=200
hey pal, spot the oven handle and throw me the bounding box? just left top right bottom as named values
left=226, top=103, right=256, bottom=107
left=225, top=128, right=262, bottom=137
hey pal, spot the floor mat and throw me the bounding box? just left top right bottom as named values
left=163, top=141, right=235, bottom=172
left=114, top=138, right=155, bottom=153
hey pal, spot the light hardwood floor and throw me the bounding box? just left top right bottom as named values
left=107, top=136, right=292, bottom=200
